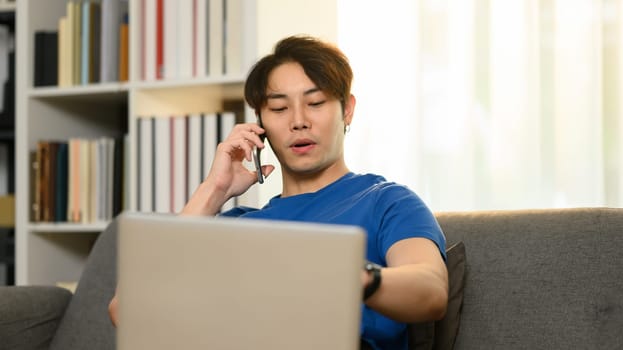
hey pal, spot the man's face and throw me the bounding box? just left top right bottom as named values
left=260, top=62, right=352, bottom=176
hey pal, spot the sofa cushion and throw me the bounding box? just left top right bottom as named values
left=409, top=241, right=466, bottom=350
left=0, top=285, right=72, bottom=350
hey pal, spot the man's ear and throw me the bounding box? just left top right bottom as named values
left=343, top=94, right=356, bottom=126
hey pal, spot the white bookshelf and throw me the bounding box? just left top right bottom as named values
left=15, top=0, right=338, bottom=285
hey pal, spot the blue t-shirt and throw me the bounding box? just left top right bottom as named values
left=221, top=172, right=446, bottom=350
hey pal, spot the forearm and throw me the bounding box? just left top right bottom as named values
left=365, top=263, right=448, bottom=323
left=180, top=180, right=230, bottom=216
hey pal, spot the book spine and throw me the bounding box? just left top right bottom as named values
left=119, top=15, right=129, bottom=81
left=208, top=0, right=223, bottom=76
left=156, top=0, right=164, bottom=79
left=100, top=0, right=121, bottom=82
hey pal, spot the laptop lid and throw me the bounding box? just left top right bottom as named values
left=117, top=212, right=366, bottom=350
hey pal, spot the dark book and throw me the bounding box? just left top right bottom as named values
left=90, top=2, right=101, bottom=83
left=44, top=142, right=60, bottom=222
left=30, top=151, right=38, bottom=222
left=55, top=142, right=68, bottom=222
left=33, top=31, right=58, bottom=87
left=35, top=142, right=47, bottom=222
left=112, top=136, right=124, bottom=216
left=37, top=141, right=60, bottom=222
left=33, top=32, right=45, bottom=87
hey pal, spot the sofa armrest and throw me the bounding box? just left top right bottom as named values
left=0, top=286, right=72, bottom=350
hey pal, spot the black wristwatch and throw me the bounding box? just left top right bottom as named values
left=363, top=261, right=382, bottom=301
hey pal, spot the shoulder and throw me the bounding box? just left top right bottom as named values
left=353, top=173, right=421, bottom=203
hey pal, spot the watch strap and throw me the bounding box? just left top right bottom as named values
left=363, top=262, right=382, bottom=301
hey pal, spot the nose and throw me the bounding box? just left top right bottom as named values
left=290, top=105, right=310, bottom=131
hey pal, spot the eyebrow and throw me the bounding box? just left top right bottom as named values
left=266, top=87, right=322, bottom=100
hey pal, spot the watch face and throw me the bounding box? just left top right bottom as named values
left=365, top=262, right=381, bottom=272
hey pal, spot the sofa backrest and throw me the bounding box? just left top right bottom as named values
left=435, top=208, right=623, bottom=350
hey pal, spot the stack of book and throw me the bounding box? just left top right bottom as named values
left=33, top=0, right=129, bottom=87
left=31, top=136, right=126, bottom=223
left=140, top=0, right=243, bottom=81
left=135, top=111, right=238, bottom=214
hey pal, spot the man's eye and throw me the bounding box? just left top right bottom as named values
left=269, top=107, right=287, bottom=112
left=309, top=101, right=325, bottom=107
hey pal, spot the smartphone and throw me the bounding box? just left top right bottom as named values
left=254, top=115, right=265, bottom=184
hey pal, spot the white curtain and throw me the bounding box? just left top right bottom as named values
left=338, top=0, right=623, bottom=211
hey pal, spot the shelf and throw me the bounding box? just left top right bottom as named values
left=29, top=82, right=129, bottom=101
left=132, top=75, right=246, bottom=90
left=28, top=222, right=109, bottom=233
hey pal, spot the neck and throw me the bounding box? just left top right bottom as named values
left=280, top=162, right=350, bottom=198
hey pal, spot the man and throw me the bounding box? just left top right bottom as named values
left=111, top=35, right=448, bottom=349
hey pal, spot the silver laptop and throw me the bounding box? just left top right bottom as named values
left=117, top=212, right=366, bottom=350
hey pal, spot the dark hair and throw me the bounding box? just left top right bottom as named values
left=244, top=35, right=353, bottom=114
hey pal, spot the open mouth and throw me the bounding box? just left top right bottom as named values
left=290, top=139, right=316, bottom=153
left=293, top=142, right=313, bottom=148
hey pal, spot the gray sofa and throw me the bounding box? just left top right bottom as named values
left=1, top=207, right=622, bottom=349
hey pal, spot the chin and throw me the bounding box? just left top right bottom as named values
left=285, top=163, right=324, bottom=176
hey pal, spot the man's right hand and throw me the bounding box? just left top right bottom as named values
left=180, top=122, right=274, bottom=216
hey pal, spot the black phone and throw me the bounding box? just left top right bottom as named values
left=254, top=115, right=265, bottom=184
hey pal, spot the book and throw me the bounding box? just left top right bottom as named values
left=112, top=136, right=124, bottom=216
left=224, top=0, right=243, bottom=76
left=64, top=1, right=75, bottom=86
left=208, top=0, right=223, bottom=76
left=80, top=1, right=89, bottom=85
left=201, top=112, right=218, bottom=182
left=35, top=141, right=47, bottom=222
left=100, top=0, right=121, bottom=82
left=123, top=134, right=130, bottom=211
left=44, top=142, right=60, bottom=222
left=163, top=0, right=177, bottom=79
left=58, top=17, right=70, bottom=86
left=79, top=139, right=91, bottom=223
left=194, top=0, right=207, bottom=77
left=90, top=139, right=100, bottom=222
left=118, top=15, right=129, bottom=81
left=67, top=138, right=81, bottom=222
left=154, top=116, right=171, bottom=213
left=54, top=142, right=68, bottom=222
left=156, top=0, right=164, bottom=79
left=177, top=0, right=193, bottom=79
left=90, top=1, right=101, bottom=83
left=72, top=0, right=82, bottom=85
left=33, top=31, right=58, bottom=87
left=105, top=138, right=115, bottom=220
left=143, top=0, right=156, bottom=80
left=218, top=112, right=237, bottom=211
left=31, top=150, right=40, bottom=221
left=137, top=117, right=154, bottom=212
left=186, top=113, right=202, bottom=199
left=171, top=115, right=187, bottom=213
